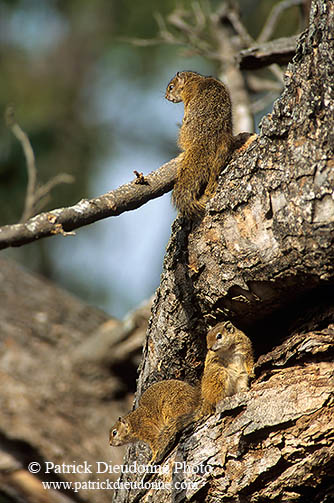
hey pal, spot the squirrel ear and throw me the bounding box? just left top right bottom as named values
left=224, top=321, right=234, bottom=334
left=176, top=71, right=186, bottom=84
left=120, top=417, right=129, bottom=427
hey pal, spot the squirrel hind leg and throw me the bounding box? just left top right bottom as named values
left=172, top=183, right=206, bottom=220
left=236, top=373, right=250, bottom=393
left=202, top=176, right=218, bottom=201
left=194, top=400, right=216, bottom=421
left=172, top=151, right=211, bottom=220
left=148, top=429, right=173, bottom=464
left=152, top=413, right=195, bottom=463
left=202, top=139, right=234, bottom=200
left=148, top=446, right=159, bottom=464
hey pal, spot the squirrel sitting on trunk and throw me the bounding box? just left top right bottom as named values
left=165, top=71, right=234, bottom=220
left=197, top=321, right=254, bottom=417
left=109, top=323, right=254, bottom=461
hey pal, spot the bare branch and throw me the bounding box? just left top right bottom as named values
left=5, top=106, right=75, bottom=222
left=167, top=10, right=194, bottom=36
left=192, top=0, right=207, bottom=31
left=250, top=91, right=279, bottom=114
left=239, top=35, right=300, bottom=70
left=34, top=173, right=75, bottom=201
left=0, top=129, right=252, bottom=251
left=0, top=158, right=178, bottom=250
left=211, top=5, right=254, bottom=133
left=246, top=74, right=283, bottom=93
left=117, top=36, right=162, bottom=47
left=154, top=12, right=177, bottom=44
left=5, top=106, right=37, bottom=223
left=222, top=7, right=254, bottom=47
left=32, top=174, right=75, bottom=216
left=258, top=0, right=304, bottom=43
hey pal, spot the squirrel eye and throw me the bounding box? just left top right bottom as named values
left=112, top=429, right=117, bottom=437
left=216, top=332, right=222, bottom=340
left=169, top=84, right=174, bottom=91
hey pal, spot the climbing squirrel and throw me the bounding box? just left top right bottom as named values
left=165, top=71, right=234, bottom=220
left=109, top=379, right=199, bottom=462
left=197, top=321, right=254, bottom=417
left=110, top=324, right=253, bottom=459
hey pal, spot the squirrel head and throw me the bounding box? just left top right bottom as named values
left=207, top=321, right=251, bottom=354
left=165, top=71, right=200, bottom=103
left=109, top=416, right=132, bottom=446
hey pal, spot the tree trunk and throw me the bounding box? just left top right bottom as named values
left=114, top=1, right=334, bottom=501
left=0, top=258, right=149, bottom=503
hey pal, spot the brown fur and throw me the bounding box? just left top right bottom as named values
left=165, top=71, right=233, bottom=220
left=198, top=321, right=254, bottom=417
left=109, top=379, right=199, bottom=462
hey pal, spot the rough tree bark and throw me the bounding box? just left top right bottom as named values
left=113, top=1, right=334, bottom=502
left=0, top=258, right=150, bottom=503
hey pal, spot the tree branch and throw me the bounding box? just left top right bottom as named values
left=5, top=106, right=75, bottom=222
left=5, top=106, right=37, bottom=222
left=238, top=35, right=300, bottom=70
left=257, top=0, right=304, bottom=43
left=210, top=3, right=254, bottom=133
left=0, top=158, right=178, bottom=250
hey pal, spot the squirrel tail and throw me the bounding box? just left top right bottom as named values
left=172, top=149, right=210, bottom=220
left=172, top=180, right=206, bottom=220
left=173, top=138, right=233, bottom=220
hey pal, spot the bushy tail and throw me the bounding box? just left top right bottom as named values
left=204, top=137, right=233, bottom=198
left=172, top=174, right=206, bottom=220
left=172, top=148, right=211, bottom=220
left=173, top=137, right=233, bottom=220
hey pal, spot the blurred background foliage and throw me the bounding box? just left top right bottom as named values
left=0, top=0, right=302, bottom=317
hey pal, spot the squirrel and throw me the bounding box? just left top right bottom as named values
left=109, top=379, right=199, bottom=463
left=197, top=321, right=254, bottom=417
left=165, top=71, right=234, bottom=220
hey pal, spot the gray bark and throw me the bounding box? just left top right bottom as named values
left=0, top=258, right=148, bottom=503
left=0, top=160, right=177, bottom=250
